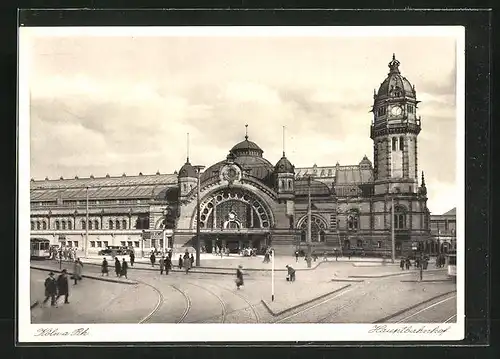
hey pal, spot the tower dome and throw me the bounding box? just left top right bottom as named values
left=375, top=54, right=416, bottom=101
left=275, top=155, right=294, bottom=174
left=359, top=155, right=372, bottom=169
left=230, top=137, right=264, bottom=157
left=178, top=160, right=197, bottom=178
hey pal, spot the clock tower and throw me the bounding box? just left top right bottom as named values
left=370, top=54, right=422, bottom=195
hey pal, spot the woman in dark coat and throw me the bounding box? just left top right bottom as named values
left=178, top=255, right=183, bottom=270
left=400, top=258, right=405, bottom=270
left=114, top=257, right=121, bottom=277
left=150, top=252, right=156, bottom=267
left=235, top=265, right=244, bottom=289
left=56, top=269, right=70, bottom=304
left=121, top=258, right=128, bottom=279
left=101, top=258, right=109, bottom=276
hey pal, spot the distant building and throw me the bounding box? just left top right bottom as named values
left=30, top=54, right=432, bottom=256
left=430, top=208, right=456, bottom=253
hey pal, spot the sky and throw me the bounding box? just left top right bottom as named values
left=24, top=28, right=459, bottom=215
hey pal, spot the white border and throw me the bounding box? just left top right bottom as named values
left=18, top=25, right=465, bottom=343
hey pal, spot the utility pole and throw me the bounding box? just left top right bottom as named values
left=271, top=248, right=275, bottom=301
left=194, top=165, right=205, bottom=267
left=306, top=175, right=312, bottom=268
left=85, top=186, right=89, bottom=258
left=391, top=195, right=395, bottom=263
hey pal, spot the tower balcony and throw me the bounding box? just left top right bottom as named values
left=370, top=120, right=421, bottom=139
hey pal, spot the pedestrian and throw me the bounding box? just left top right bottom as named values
left=168, top=249, right=173, bottom=260
left=178, top=255, right=183, bottom=270
left=114, top=257, right=121, bottom=277
left=190, top=253, right=195, bottom=267
left=348, top=251, right=351, bottom=260
left=73, top=258, right=83, bottom=285
left=400, top=258, right=405, bottom=270
left=183, top=251, right=191, bottom=274
left=129, top=251, right=135, bottom=267
left=286, top=265, right=296, bottom=282
left=121, top=258, right=128, bottom=279
left=335, top=250, right=338, bottom=261
left=159, top=255, right=165, bottom=275
left=101, top=257, right=109, bottom=276
left=235, top=265, right=244, bottom=289
left=165, top=255, right=172, bottom=275
left=323, top=251, right=328, bottom=262
left=150, top=252, right=156, bottom=267
left=295, top=250, right=299, bottom=262
left=43, top=272, right=57, bottom=307
left=405, top=258, right=411, bottom=270
left=56, top=269, right=70, bottom=304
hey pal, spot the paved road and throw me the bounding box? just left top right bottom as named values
left=31, top=260, right=456, bottom=325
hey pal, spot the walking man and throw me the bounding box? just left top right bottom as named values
left=43, top=272, right=57, bottom=307
left=73, top=258, right=83, bottom=285
left=114, top=257, right=121, bottom=277
left=235, top=265, right=244, bottom=290
left=286, top=265, right=296, bottom=282
left=56, top=269, right=70, bottom=304
left=165, top=255, right=172, bottom=275
left=121, top=258, right=128, bottom=279
left=190, top=253, right=195, bottom=268
left=183, top=251, right=191, bottom=274
left=101, top=257, right=109, bottom=276
left=150, top=252, right=156, bottom=267
left=129, top=251, right=135, bottom=267
left=159, top=255, right=165, bottom=275
left=178, top=254, right=183, bottom=270
left=295, top=250, right=299, bottom=262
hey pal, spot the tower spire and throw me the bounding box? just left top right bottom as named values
left=282, top=125, right=286, bottom=157
left=421, top=171, right=426, bottom=186
left=186, top=132, right=190, bottom=163
left=245, top=124, right=248, bottom=140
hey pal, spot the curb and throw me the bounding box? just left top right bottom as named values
left=400, top=279, right=453, bottom=283
left=30, top=266, right=139, bottom=285
left=349, top=268, right=446, bottom=279
left=373, top=290, right=457, bottom=323
left=30, top=301, right=39, bottom=309
left=261, top=284, right=351, bottom=317
left=331, top=278, right=365, bottom=283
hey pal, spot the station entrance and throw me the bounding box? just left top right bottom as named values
left=202, top=232, right=269, bottom=254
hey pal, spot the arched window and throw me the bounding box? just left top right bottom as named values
left=300, top=230, right=306, bottom=242
left=62, top=221, right=66, bottom=230
left=299, top=216, right=327, bottom=242
left=37, top=222, right=41, bottom=230
left=122, top=220, right=127, bottom=229
left=68, top=221, right=72, bottom=230
left=31, top=222, right=35, bottom=230
left=399, top=136, right=404, bottom=151
left=55, top=221, right=60, bottom=230
left=394, top=206, right=407, bottom=229
left=88, top=221, right=93, bottom=230
left=109, top=220, right=114, bottom=230
left=81, top=220, right=86, bottom=230
left=392, top=137, right=397, bottom=151
left=319, top=231, right=326, bottom=242
left=347, top=210, right=359, bottom=230
left=42, top=221, right=46, bottom=230
left=94, top=220, right=99, bottom=230
left=356, top=239, right=363, bottom=248
left=116, top=220, right=121, bottom=230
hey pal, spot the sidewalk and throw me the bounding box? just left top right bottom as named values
left=53, top=253, right=415, bottom=272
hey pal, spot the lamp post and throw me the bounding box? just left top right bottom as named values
left=194, top=165, right=205, bottom=267
left=85, top=186, right=89, bottom=258
left=305, top=175, right=313, bottom=268
left=391, top=195, right=395, bottom=263
left=271, top=248, right=275, bottom=301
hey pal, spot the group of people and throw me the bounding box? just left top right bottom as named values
left=399, top=256, right=431, bottom=270
left=43, top=270, right=70, bottom=307
left=50, top=246, right=79, bottom=261
left=212, top=246, right=230, bottom=257
left=100, top=257, right=129, bottom=278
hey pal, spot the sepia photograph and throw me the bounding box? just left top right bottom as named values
left=18, top=26, right=464, bottom=342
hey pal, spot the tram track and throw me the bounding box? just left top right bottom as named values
left=185, top=282, right=227, bottom=323
left=208, top=282, right=261, bottom=323
left=137, top=279, right=165, bottom=324
left=394, top=294, right=457, bottom=323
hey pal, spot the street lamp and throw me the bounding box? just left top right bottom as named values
left=391, top=194, right=395, bottom=263
left=304, top=175, right=313, bottom=268
left=85, top=186, right=89, bottom=258
left=194, top=165, right=205, bottom=267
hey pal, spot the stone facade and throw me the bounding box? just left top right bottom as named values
left=30, top=55, right=431, bottom=257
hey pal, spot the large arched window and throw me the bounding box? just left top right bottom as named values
left=94, top=220, right=99, bottom=230
left=42, top=221, right=46, bottom=230
left=88, top=221, right=93, bottom=230
left=399, top=136, right=404, bottom=151
left=116, top=220, right=121, bottom=230
left=55, top=221, right=60, bottom=230
left=81, top=220, right=86, bottom=230
left=62, top=221, right=66, bottom=230
left=394, top=206, right=407, bottom=229
left=122, top=220, right=127, bottom=229
left=392, top=137, right=397, bottom=151
left=109, top=220, right=114, bottom=230
left=31, top=221, right=35, bottom=230
left=347, top=210, right=359, bottom=230
left=68, top=221, right=72, bottom=230
left=37, top=221, right=41, bottom=230
left=299, top=215, right=327, bottom=242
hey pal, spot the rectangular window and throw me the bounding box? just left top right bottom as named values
left=377, top=241, right=382, bottom=248
left=399, top=137, right=404, bottom=151
left=67, top=241, right=72, bottom=247
left=121, top=241, right=126, bottom=247
left=73, top=241, right=78, bottom=248
left=134, top=241, right=140, bottom=248
left=103, top=241, right=109, bottom=247
left=392, top=137, right=397, bottom=151
left=97, top=241, right=102, bottom=248
left=127, top=241, right=132, bottom=247
left=61, top=241, right=66, bottom=246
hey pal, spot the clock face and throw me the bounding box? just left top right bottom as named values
left=391, top=106, right=402, bottom=116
